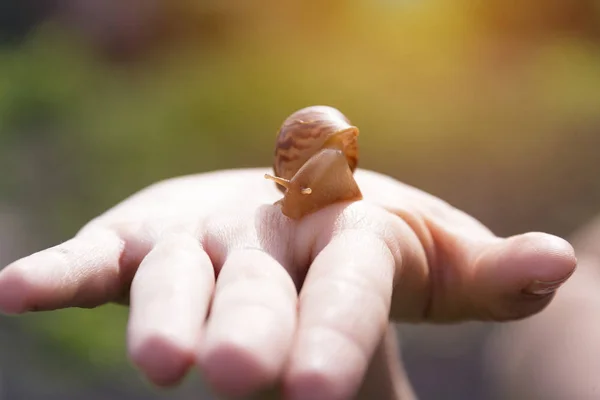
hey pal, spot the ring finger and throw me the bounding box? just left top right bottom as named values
left=127, top=233, right=215, bottom=386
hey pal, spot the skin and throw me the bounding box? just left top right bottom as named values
left=486, top=216, right=600, bottom=399
left=0, top=168, right=577, bottom=400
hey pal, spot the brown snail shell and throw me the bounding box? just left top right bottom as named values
left=264, top=105, right=363, bottom=219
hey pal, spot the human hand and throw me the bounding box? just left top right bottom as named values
left=0, top=168, right=576, bottom=399
left=486, top=216, right=600, bottom=399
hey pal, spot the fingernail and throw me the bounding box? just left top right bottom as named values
left=523, top=273, right=573, bottom=296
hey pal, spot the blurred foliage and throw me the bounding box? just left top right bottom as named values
left=1, top=0, right=600, bottom=391
left=18, top=305, right=130, bottom=386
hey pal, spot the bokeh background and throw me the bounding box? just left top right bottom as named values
left=1, top=1, right=599, bottom=399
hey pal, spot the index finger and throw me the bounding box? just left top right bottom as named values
left=283, top=207, right=418, bottom=400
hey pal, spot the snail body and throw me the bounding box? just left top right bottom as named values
left=264, top=105, right=363, bottom=219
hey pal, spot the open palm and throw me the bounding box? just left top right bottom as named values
left=0, top=168, right=576, bottom=400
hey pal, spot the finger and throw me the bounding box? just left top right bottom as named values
left=197, top=247, right=297, bottom=398
left=358, top=171, right=577, bottom=321
left=284, top=230, right=396, bottom=400
left=423, top=206, right=577, bottom=321
left=0, top=227, right=144, bottom=314
left=465, top=232, right=577, bottom=320
left=127, top=233, right=214, bottom=387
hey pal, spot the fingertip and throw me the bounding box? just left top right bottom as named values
left=505, top=232, right=577, bottom=285
left=197, top=341, right=274, bottom=398
left=283, top=327, right=369, bottom=400
left=1, top=233, right=127, bottom=314
left=283, top=368, right=341, bottom=400
left=0, top=264, right=30, bottom=314
left=471, top=232, right=578, bottom=320
left=128, top=332, right=195, bottom=387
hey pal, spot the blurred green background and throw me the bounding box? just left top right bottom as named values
left=1, top=1, right=599, bottom=399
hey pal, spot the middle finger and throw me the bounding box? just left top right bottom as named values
left=197, top=247, right=298, bottom=398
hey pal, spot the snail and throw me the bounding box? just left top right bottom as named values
left=264, top=105, right=363, bottom=219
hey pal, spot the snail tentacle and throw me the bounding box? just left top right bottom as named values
left=264, top=173, right=291, bottom=189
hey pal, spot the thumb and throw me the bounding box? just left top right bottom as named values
left=354, top=169, right=577, bottom=322
left=468, top=232, right=576, bottom=320
left=427, top=223, right=577, bottom=322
